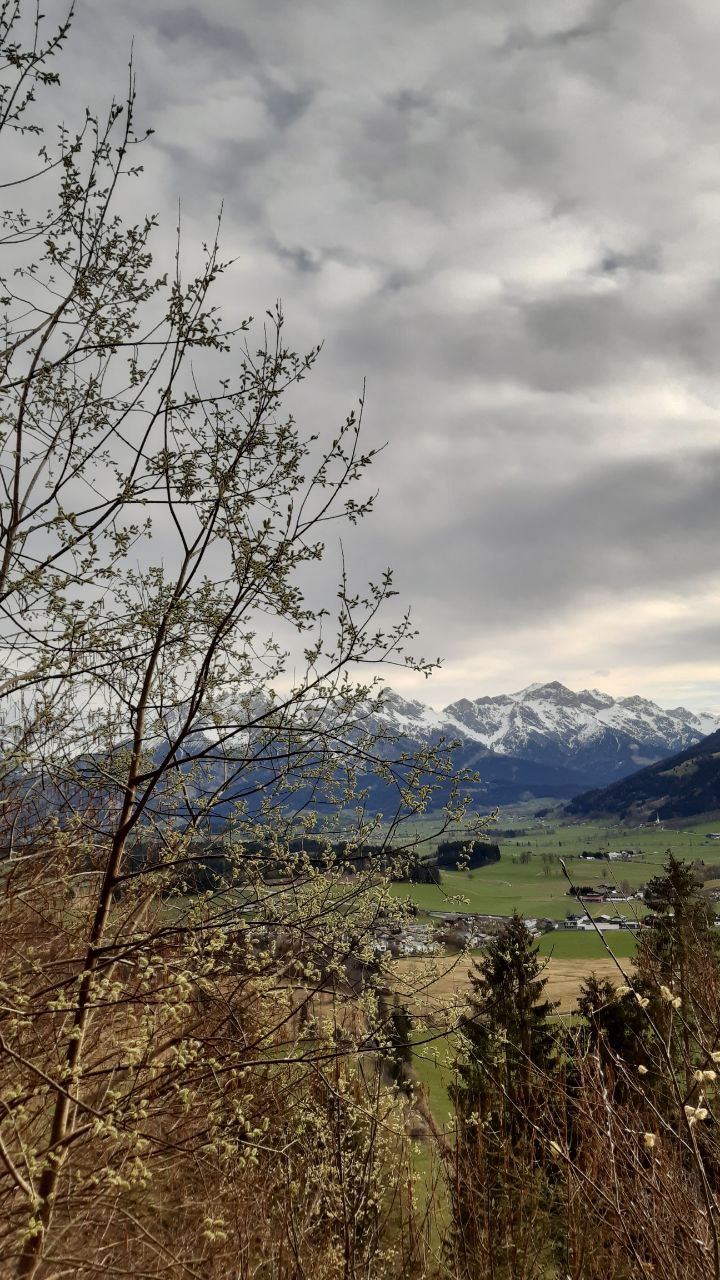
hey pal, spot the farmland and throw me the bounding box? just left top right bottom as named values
left=389, top=817, right=720, bottom=921
left=386, top=815, right=716, bottom=1126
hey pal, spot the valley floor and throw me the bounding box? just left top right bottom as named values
left=389, top=816, right=720, bottom=919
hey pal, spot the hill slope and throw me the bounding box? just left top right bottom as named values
left=565, top=728, right=720, bottom=821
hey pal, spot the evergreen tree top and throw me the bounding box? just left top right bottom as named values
left=467, top=912, right=558, bottom=1022
left=457, top=912, right=559, bottom=1077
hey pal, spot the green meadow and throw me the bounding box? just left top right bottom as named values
left=536, top=928, right=637, bottom=959
left=411, top=1030, right=457, bottom=1130
left=394, top=816, right=720, bottom=1136
left=389, top=818, right=720, bottom=922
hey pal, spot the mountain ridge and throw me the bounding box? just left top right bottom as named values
left=565, top=727, right=720, bottom=821
left=128, top=681, right=720, bottom=824
left=373, top=681, right=720, bottom=795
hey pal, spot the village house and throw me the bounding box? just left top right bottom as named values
left=575, top=913, right=639, bottom=932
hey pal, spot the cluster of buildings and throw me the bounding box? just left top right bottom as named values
left=370, top=904, right=644, bottom=955
left=371, top=921, right=441, bottom=957
left=430, top=911, right=533, bottom=949
left=566, top=882, right=641, bottom=905
left=371, top=911, right=543, bottom=956
left=557, top=912, right=640, bottom=933
left=373, top=911, right=549, bottom=956
left=579, top=849, right=641, bottom=862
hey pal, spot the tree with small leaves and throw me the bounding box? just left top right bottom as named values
left=0, top=7, right=474, bottom=1275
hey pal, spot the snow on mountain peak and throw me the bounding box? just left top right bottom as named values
left=369, top=681, right=720, bottom=790
left=514, top=680, right=572, bottom=700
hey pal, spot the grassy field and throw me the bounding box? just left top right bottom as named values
left=536, top=929, right=637, bottom=959
left=411, top=1030, right=456, bottom=1130
left=389, top=818, right=720, bottom=922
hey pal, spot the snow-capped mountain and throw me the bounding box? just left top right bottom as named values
left=69, top=682, right=720, bottom=829
left=374, top=681, right=720, bottom=792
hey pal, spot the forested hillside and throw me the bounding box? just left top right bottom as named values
left=567, top=728, right=720, bottom=820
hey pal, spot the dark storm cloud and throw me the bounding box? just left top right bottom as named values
left=501, top=0, right=629, bottom=52
left=598, top=247, right=660, bottom=275
left=349, top=444, right=720, bottom=631
left=264, top=86, right=315, bottom=130
left=388, top=90, right=435, bottom=114
left=274, top=243, right=323, bottom=274
left=65, top=0, right=720, bottom=706
left=150, top=8, right=256, bottom=58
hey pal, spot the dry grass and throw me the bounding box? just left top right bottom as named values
left=391, top=954, right=621, bottom=1016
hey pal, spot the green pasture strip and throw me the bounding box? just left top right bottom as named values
left=410, top=1028, right=456, bottom=1130
left=536, top=929, right=637, bottom=960
left=389, top=865, right=635, bottom=921
left=382, top=811, right=720, bottom=851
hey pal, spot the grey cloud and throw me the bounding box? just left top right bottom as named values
left=501, top=22, right=603, bottom=53
left=380, top=269, right=417, bottom=293
left=264, top=85, right=314, bottom=130
left=148, top=8, right=257, bottom=61
left=388, top=89, right=435, bottom=114
left=347, top=443, right=720, bottom=641
left=501, top=0, right=630, bottom=52
left=597, top=247, right=660, bottom=275
left=327, top=283, right=694, bottom=398
left=53, top=0, right=720, bottom=707
left=625, top=623, right=720, bottom=666
left=274, top=243, right=323, bottom=274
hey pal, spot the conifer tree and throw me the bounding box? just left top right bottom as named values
left=377, top=993, right=414, bottom=1094
left=576, top=973, right=650, bottom=1101
left=577, top=973, right=646, bottom=1063
left=453, top=912, right=557, bottom=1126
left=636, top=855, right=720, bottom=1081
left=449, top=914, right=559, bottom=1280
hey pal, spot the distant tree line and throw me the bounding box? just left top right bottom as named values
left=436, top=839, right=501, bottom=870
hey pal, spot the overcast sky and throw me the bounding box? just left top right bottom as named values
left=64, top=0, right=720, bottom=712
